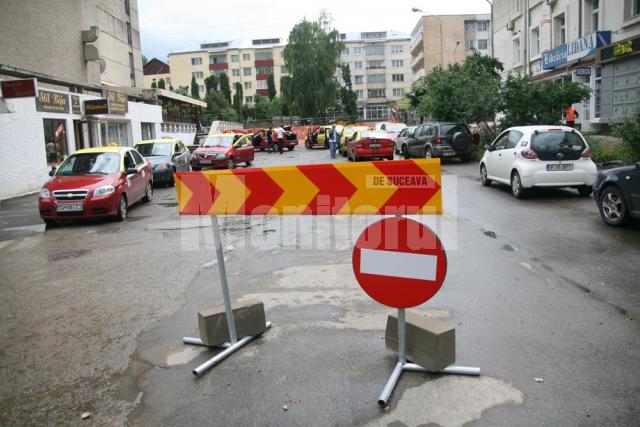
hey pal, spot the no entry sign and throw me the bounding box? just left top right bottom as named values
left=352, top=217, right=447, bottom=308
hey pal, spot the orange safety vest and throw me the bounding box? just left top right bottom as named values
left=566, top=107, right=576, bottom=122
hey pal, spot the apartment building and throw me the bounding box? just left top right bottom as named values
left=411, top=15, right=492, bottom=81
left=493, top=0, right=640, bottom=131
left=338, top=31, right=412, bottom=120
left=168, top=38, right=288, bottom=104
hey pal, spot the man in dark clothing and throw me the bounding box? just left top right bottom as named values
left=267, top=127, right=274, bottom=153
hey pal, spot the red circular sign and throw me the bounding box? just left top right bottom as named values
left=352, top=217, right=447, bottom=308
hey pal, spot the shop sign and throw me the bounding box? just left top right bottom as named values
left=543, top=31, right=611, bottom=70
left=71, top=95, right=81, bottom=114
left=600, top=36, right=640, bottom=62
left=1, top=79, right=36, bottom=98
left=36, top=90, right=69, bottom=113
left=105, top=90, right=128, bottom=114
left=84, top=99, right=110, bottom=115
left=575, top=67, right=591, bottom=76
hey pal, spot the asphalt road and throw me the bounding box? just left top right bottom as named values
left=0, top=146, right=639, bottom=426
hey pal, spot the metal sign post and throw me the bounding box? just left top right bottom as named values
left=377, top=308, right=480, bottom=407
left=182, top=215, right=272, bottom=377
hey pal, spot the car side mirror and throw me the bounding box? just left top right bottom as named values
left=48, top=166, right=56, bottom=177
left=484, top=144, right=491, bottom=151
left=126, top=167, right=138, bottom=175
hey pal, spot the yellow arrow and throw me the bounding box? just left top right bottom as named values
left=413, top=159, right=443, bottom=214
left=265, top=166, right=319, bottom=214
left=337, top=162, right=397, bottom=214
left=208, top=171, right=251, bottom=215
left=175, top=174, right=194, bottom=213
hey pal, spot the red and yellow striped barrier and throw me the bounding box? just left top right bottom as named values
left=175, top=159, right=442, bottom=215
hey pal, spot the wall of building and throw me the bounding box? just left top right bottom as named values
left=143, top=73, right=171, bottom=88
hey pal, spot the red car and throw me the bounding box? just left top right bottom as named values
left=249, top=127, right=297, bottom=151
left=191, top=133, right=255, bottom=170
left=38, top=146, right=153, bottom=225
left=347, top=130, right=395, bottom=162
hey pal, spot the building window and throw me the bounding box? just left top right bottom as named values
left=242, top=53, right=251, bottom=61
left=369, top=74, right=386, bottom=83
left=465, top=39, right=476, bottom=50
left=232, top=69, right=240, bottom=77
left=594, top=66, right=602, bottom=118
left=366, top=60, right=384, bottom=69
left=365, top=45, right=385, bottom=56
left=477, top=20, right=489, bottom=32
left=281, top=65, right=288, bottom=73
left=244, top=82, right=252, bottom=89
left=355, top=89, right=363, bottom=97
left=126, top=22, right=132, bottom=46
left=554, top=13, right=566, bottom=47
left=513, top=38, right=521, bottom=65
left=256, top=80, right=268, bottom=89
left=367, top=104, right=388, bottom=119
left=243, top=67, right=252, bottom=76
left=141, top=123, right=154, bottom=140
left=43, top=119, right=67, bottom=165
left=353, top=47, right=362, bottom=56
left=354, top=75, right=364, bottom=84
left=511, top=0, right=521, bottom=17
left=354, top=61, right=363, bottom=69
left=530, top=27, right=539, bottom=56
left=255, top=51, right=273, bottom=61
left=391, top=45, right=404, bottom=53
left=209, top=54, right=227, bottom=64
left=231, top=54, right=240, bottom=62
left=588, top=0, right=600, bottom=32
left=191, top=57, right=202, bottom=66
left=392, top=88, right=403, bottom=97
left=192, top=71, right=204, bottom=79
left=391, top=59, right=404, bottom=67
left=368, top=89, right=385, bottom=98
left=245, top=96, right=253, bottom=103
left=256, top=66, right=273, bottom=75
left=478, top=39, right=489, bottom=50
left=343, top=47, right=350, bottom=55
left=124, top=0, right=130, bottom=15
left=198, top=84, right=204, bottom=93
left=129, top=52, right=135, bottom=86
left=392, top=74, right=404, bottom=82
left=210, top=69, right=225, bottom=78
left=464, top=20, right=475, bottom=32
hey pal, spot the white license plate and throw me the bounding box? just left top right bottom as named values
left=56, top=203, right=83, bottom=212
left=199, top=160, right=212, bottom=164
left=370, top=144, right=381, bottom=149
left=547, top=163, right=573, bottom=171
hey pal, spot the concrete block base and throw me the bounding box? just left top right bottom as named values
left=198, top=299, right=266, bottom=346
left=385, top=310, right=455, bottom=372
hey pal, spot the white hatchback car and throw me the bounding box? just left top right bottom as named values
left=479, top=126, right=597, bottom=198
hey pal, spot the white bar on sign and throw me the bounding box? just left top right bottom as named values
left=359, top=248, right=438, bottom=281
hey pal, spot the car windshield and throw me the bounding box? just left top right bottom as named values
left=440, top=124, right=470, bottom=135
left=384, top=123, right=407, bottom=133
left=344, top=127, right=364, bottom=137
left=135, top=142, right=172, bottom=157
left=56, top=152, right=120, bottom=176
left=202, top=136, right=235, bottom=147
left=360, top=130, right=389, bottom=139
left=531, top=130, right=586, bottom=161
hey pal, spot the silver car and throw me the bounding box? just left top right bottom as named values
left=394, top=126, right=416, bottom=155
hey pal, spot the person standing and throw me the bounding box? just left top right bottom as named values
left=328, top=124, right=338, bottom=159
left=565, top=105, right=579, bottom=128
left=267, top=126, right=274, bottom=153
left=276, top=127, right=284, bottom=154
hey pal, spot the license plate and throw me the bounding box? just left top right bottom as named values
left=199, top=160, right=212, bottom=165
left=370, top=144, right=381, bottom=149
left=56, top=203, right=83, bottom=212
left=547, top=163, right=573, bottom=171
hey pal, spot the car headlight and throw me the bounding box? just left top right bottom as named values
left=216, top=153, right=226, bottom=159
left=39, top=188, right=50, bottom=198
left=94, top=185, right=115, bottom=197
left=154, top=163, right=171, bottom=170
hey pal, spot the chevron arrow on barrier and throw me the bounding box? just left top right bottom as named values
left=175, top=159, right=442, bottom=216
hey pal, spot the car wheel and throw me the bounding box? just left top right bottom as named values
left=167, top=169, right=175, bottom=187
left=246, top=160, right=252, bottom=167
left=142, top=181, right=153, bottom=203
left=348, top=150, right=353, bottom=162
left=43, top=219, right=57, bottom=227
left=227, top=157, right=236, bottom=169
left=116, top=194, right=128, bottom=221
left=424, top=146, right=433, bottom=159
left=402, top=145, right=409, bottom=159
left=599, top=186, right=628, bottom=226
left=511, top=171, right=526, bottom=199
left=577, top=185, right=592, bottom=197
left=480, top=163, right=491, bottom=186
left=288, top=146, right=294, bottom=151
left=386, top=156, right=394, bottom=161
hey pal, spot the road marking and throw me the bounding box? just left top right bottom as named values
left=360, top=248, right=438, bottom=281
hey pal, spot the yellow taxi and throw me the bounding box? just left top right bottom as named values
left=339, top=125, right=371, bottom=157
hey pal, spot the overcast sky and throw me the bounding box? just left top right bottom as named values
left=138, top=0, right=490, bottom=61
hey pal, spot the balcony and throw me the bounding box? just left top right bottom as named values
left=209, top=63, right=228, bottom=71
left=255, top=59, right=274, bottom=67
left=256, top=73, right=270, bottom=80
left=256, top=89, right=269, bottom=96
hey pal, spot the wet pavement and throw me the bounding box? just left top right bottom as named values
left=1, top=146, right=639, bottom=426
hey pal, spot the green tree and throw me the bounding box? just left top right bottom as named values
left=233, top=82, right=244, bottom=119
left=204, top=90, right=238, bottom=122
left=253, top=94, right=271, bottom=120
left=150, top=80, right=157, bottom=89
left=219, top=73, right=231, bottom=104
left=283, top=12, right=344, bottom=117
left=280, top=76, right=292, bottom=116
left=157, top=78, right=166, bottom=89
left=338, top=64, right=358, bottom=118
left=500, top=74, right=591, bottom=128
left=612, top=111, right=640, bottom=162
left=142, top=55, right=149, bottom=65
left=175, top=86, right=189, bottom=96
left=267, top=74, right=277, bottom=100
left=204, top=75, right=218, bottom=94
left=190, top=76, right=199, bottom=99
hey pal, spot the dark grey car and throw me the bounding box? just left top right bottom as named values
left=401, top=122, right=474, bottom=162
